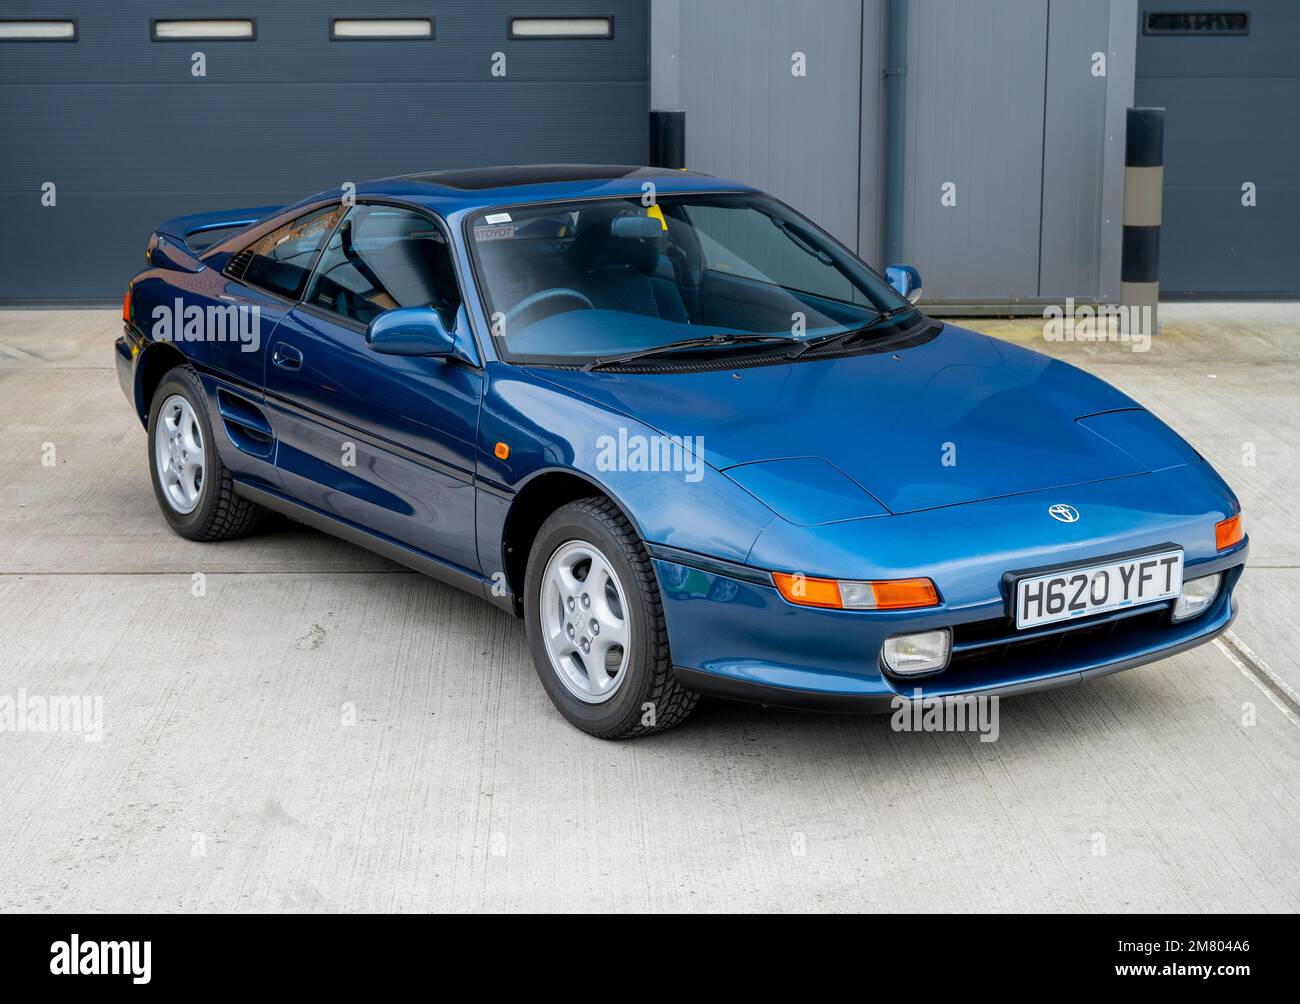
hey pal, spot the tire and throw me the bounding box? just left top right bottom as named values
left=146, top=365, right=265, bottom=541
left=524, top=497, right=698, bottom=739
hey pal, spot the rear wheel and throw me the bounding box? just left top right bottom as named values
left=146, top=366, right=264, bottom=541
left=524, top=497, right=698, bottom=738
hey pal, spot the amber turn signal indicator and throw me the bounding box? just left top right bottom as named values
left=772, top=572, right=940, bottom=610
left=122, top=287, right=132, bottom=324
left=1215, top=513, right=1243, bottom=551
left=772, top=573, right=843, bottom=609
left=494, top=442, right=510, bottom=460
left=870, top=578, right=941, bottom=609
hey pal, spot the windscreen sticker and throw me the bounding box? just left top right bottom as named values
left=474, top=223, right=516, bottom=241
left=484, top=212, right=513, bottom=224
left=646, top=204, right=668, bottom=230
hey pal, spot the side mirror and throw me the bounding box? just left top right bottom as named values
left=885, top=264, right=923, bottom=304
left=366, top=307, right=456, bottom=357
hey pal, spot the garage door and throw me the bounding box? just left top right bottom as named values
left=0, top=1, right=649, bottom=302
left=1136, top=1, right=1300, bottom=295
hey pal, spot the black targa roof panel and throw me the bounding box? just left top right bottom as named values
left=403, top=164, right=706, bottom=191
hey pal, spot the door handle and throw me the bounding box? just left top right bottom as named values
left=272, top=343, right=303, bottom=370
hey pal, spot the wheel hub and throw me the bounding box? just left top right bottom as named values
left=154, top=394, right=205, bottom=515
left=540, top=539, right=631, bottom=704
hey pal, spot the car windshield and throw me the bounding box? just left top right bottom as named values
left=467, top=192, right=911, bottom=364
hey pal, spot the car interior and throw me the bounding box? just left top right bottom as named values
left=303, top=206, right=463, bottom=329
left=472, top=199, right=881, bottom=356
left=239, top=205, right=345, bottom=301
left=236, top=198, right=890, bottom=359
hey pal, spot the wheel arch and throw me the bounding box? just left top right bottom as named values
left=134, top=341, right=191, bottom=424
left=500, top=468, right=643, bottom=617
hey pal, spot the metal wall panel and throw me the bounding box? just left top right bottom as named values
left=1098, top=0, right=1139, bottom=303
left=1039, top=0, right=1113, bottom=300
left=0, top=0, right=650, bottom=301
left=857, top=0, right=886, bottom=266
left=901, top=0, right=1048, bottom=303
left=1136, top=0, right=1300, bottom=294
left=661, top=0, right=1133, bottom=306
left=675, top=0, right=865, bottom=248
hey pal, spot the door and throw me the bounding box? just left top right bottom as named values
left=210, top=203, right=345, bottom=391
left=1136, top=2, right=1300, bottom=294
left=263, top=203, right=484, bottom=575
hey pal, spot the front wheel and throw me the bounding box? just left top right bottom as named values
left=524, top=497, right=698, bottom=738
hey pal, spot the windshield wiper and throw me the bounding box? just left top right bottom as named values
left=581, top=333, right=797, bottom=372
left=784, top=305, right=917, bottom=359
left=579, top=308, right=917, bottom=371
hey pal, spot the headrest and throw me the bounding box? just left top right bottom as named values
left=569, top=207, right=665, bottom=274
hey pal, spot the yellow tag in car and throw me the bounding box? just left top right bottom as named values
left=646, top=204, right=668, bottom=230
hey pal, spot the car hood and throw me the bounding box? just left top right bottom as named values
left=528, top=323, right=1161, bottom=516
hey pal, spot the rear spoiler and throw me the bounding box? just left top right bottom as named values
left=147, top=205, right=283, bottom=273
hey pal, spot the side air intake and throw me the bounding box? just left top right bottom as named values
left=225, top=248, right=254, bottom=279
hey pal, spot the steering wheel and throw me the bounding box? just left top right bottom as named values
left=503, top=287, right=594, bottom=332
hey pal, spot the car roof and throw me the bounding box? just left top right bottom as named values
left=344, top=163, right=758, bottom=215
left=403, top=164, right=699, bottom=191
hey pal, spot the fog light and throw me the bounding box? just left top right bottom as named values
left=1172, top=573, right=1221, bottom=623
left=881, top=629, right=951, bottom=676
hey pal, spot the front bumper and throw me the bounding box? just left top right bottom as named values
left=114, top=323, right=147, bottom=421
left=655, top=543, right=1247, bottom=714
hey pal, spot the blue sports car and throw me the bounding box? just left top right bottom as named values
left=116, top=165, right=1247, bottom=738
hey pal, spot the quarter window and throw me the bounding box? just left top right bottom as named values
left=236, top=205, right=344, bottom=300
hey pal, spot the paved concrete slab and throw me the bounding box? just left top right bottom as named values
left=0, top=306, right=1297, bottom=912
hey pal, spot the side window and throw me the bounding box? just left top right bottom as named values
left=303, top=205, right=462, bottom=328
left=235, top=205, right=344, bottom=299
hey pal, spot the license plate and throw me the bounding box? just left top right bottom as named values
left=1014, top=549, right=1184, bottom=629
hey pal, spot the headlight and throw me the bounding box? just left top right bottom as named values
left=881, top=629, right=951, bottom=676
left=1172, top=573, right=1221, bottom=623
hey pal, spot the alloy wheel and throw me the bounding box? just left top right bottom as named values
left=154, top=394, right=205, bottom=514
left=540, top=539, right=631, bottom=704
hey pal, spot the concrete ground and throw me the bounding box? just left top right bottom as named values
left=0, top=304, right=1297, bottom=913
